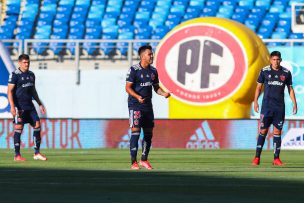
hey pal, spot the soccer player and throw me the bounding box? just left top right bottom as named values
left=7, top=54, right=47, bottom=161
left=252, top=51, right=297, bottom=166
left=125, top=45, right=170, bottom=170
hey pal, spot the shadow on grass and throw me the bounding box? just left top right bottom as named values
left=0, top=167, right=303, bottom=203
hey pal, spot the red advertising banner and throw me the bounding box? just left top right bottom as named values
left=105, top=120, right=233, bottom=149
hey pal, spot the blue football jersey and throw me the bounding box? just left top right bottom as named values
left=257, top=65, right=292, bottom=108
left=126, top=63, right=159, bottom=110
left=8, top=69, right=36, bottom=110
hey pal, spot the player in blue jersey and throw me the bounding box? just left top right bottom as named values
left=252, top=51, right=297, bottom=166
left=126, top=45, right=170, bottom=170
left=7, top=54, right=47, bottom=161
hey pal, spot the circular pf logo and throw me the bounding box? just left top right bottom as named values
left=156, top=23, right=247, bottom=105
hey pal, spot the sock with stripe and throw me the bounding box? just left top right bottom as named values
left=141, top=129, right=153, bottom=161
left=255, top=133, right=266, bottom=158
left=33, top=128, right=41, bottom=154
left=130, top=131, right=140, bottom=164
left=14, top=129, right=22, bottom=156
left=273, top=134, right=281, bottom=159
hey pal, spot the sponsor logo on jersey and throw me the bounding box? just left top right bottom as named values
left=268, top=81, right=283, bottom=86
left=22, top=82, right=34, bottom=88
left=140, top=82, right=153, bottom=87
left=186, top=121, right=219, bottom=149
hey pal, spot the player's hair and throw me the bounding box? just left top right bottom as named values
left=18, top=54, right=30, bottom=61
left=270, top=51, right=281, bottom=59
left=138, top=45, right=152, bottom=56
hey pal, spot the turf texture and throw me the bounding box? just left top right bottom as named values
left=0, top=149, right=304, bottom=203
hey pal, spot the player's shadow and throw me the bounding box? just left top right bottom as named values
left=0, top=167, right=304, bottom=203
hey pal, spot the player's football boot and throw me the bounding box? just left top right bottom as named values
left=131, top=161, right=140, bottom=170
left=273, top=158, right=284, bottom=166
left=33, top=153, right=47, bottom=161
left=14, top=155, right=26, bottom=161
left=139, top=160, right=153, bottom=170
left=252, top=157, right=260, bottom=165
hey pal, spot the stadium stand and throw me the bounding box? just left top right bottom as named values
left=0, top=0, right=303, bottom=57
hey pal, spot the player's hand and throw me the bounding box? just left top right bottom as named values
left=164, top=92, right=171, bottom=98
left=293, top=104, right=297, bottom=115
left=40, top=105, right=46, bottom=114
left=10, top=107, right=16, bottom=117
left=254, top=102, right=259, bottom=113
left=137, top=96, right=145, bottom=104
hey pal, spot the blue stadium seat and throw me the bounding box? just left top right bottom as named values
left=83, top=35, right=100, bottom=55
left=268, top=32, right=288, bottom=46
left=239, top=0, right=254, bottom=8
left=49, top=34, right=66, bottom=55
left=183, top=11, right=200, bottom=21
left=100, top=34, right=117, bottom=56
left=134, top=19, right=149, bottom=28
left=118, top=18, right=132, bottom=27
left=173, top=0, right=190, bottom=6
left=200, top=6, right=217, bottom=17
left=186, top=6, right=202, bottom=13
left=235, top=6, right=250, bottom=14
left=231, top=12, right=248, bottom=23
left=165, top=17, right=181, bottom=30
left=245, top=18, right=260, bottom=31
left=269, top=5, right=285, bottom=13
left=222, top=0, right=238, bottom=6
left=205, top=0, right=221, bottom=8
left=273, top=0, right=288, bottom=6
left=32, top=34, right=49, bottom=55
left=189, top=0, right=205, bottom=8
left=117, top=32, right=134, bottom=56
left=156, top=0, right=172, bottom=7
left=102, top=18, right=116, bottom=28
left=135, top=11, right=151, bottom=20
left=217, top=5, right=234, bottom=18
left=257, top=26, right=272, bottom=39
left=170, top=5, right=186, bottom=15
left=86, top=19, right=101, bottom=28
left=66, top=34, right=83, bottom=55
left=70, top=19, right=83, bottom=27
left=255, top=0, right=271, bottom=9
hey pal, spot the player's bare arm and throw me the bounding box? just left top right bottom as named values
left=153, top=84, right=171, bottom=98
left=254, top=83, right=263, bottom=113
left=7, top=83, right=16, bottom=116
left=125, top=82, right=145, bottom=103
left=288, top=85, right=297, bottom=114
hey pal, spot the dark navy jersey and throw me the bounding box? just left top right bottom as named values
left=257, top=65, right=292, bottom=109
left=126, top=63, right=159, bottom=110
left=8, top=69, right=36, bottom=110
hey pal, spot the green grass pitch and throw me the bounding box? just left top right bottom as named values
left=1, top=149, right=304, bottom=203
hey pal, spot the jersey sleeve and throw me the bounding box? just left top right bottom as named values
left=126, top=67, right=135, bottom=83
left=8, top=72, right=17, bottom=85
left=257, top=70, right=264, bottom=84
left=153, top=70, right=160, bottom=85
left=286, top=71, right=292, bottom=86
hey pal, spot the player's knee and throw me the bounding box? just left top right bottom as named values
left=273, top=129, right=282, bottom=135
left=131, top=128, right=140, bottom=133
left=14, top=124, right=24, bottom=132
left=260, top=129, right=268, bottom=136
left=33, top=121, right=41, bottom=129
